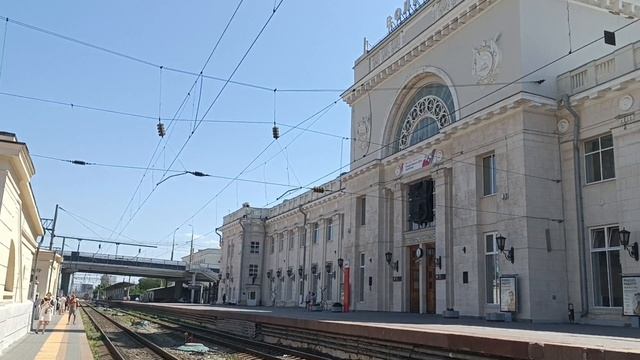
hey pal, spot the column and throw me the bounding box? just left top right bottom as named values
left=434, top=167, right=456, bottom=316
left=392, top=182, right=406, bottom=312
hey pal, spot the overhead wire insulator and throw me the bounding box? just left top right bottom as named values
left=157, top=121, right=166, bottom=137
left=311, top=187, right=325, bottom=193
left=272, top=124, right=280, bottom=140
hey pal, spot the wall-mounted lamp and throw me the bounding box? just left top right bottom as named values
left=384, top=251, right=399, bottom=271
left=337, top=258, right=344, bottom=268
left=267, top=270, right=273, bottom=279
left=276, top=269, right=282, bottom=278
left=311, top=264, right=318, bottom=274
left=297, top=266, right=304, bottom=277
left=435, top=256, right=442, bottom=270
left=620, top=228, right=638, bottom=261
left=286, top=268, right=293, bottom=278
left=225, top=272, right=230, bottom=279
left=496, top=234, right=514, bottom=264
left=325, top=262, right=332, bottom=274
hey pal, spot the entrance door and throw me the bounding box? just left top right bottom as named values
left=247, top=288, right=258, bottom=306
left=425, top=244, right=436, bottom=314
left=409, top=245, right=420, bottom=313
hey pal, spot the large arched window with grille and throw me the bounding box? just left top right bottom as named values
left=395, top=84, right=456, bottom=153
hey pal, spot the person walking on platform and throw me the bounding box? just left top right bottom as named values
left=67, top=294, right=79, bottom=325
left=37, top=293, right=54, bottom=334
left=58, top=295, right=66, bottom=315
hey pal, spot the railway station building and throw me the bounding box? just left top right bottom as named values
left=218, top=0, right=640, bottom=325
left=0, top=132, right=45, bottom=353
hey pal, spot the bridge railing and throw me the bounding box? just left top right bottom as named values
left=62, top=251, right=187, bottom=271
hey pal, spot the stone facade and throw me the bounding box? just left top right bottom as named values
left=0, top=132, right=45, bottom=353
left=218, top=0, right=640, bottom=325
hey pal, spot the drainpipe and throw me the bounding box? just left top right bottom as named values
left=214, top=226, right=222, bottom=303
left=239, top=217, right=247, bottom=305
left=560, top=95, right=589, bottom=317
left=260, top=216, right=268, bottom=306
left=298, top=205, right=308, bottom=305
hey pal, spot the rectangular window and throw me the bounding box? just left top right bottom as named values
left=485, top=232, right=499, bottom=304
left=585, top=134, right=615, bottom=184
left=269, top=237, right=274, bottom=254
left=407, top=179, right=435, bottom=231
left=248, top=264, right=258, bottom=278
left=299, top=228, right=306, bottom=248
left=250, top=241, right=260, bottom=254
left=278, top=234, right=284, bottom=252
left=288, top=231, right=294, bottom=250
left=483, top=154, right=497, bottom=196
left=325, top=262, right=333, bottom=301
left=358, top=197, right=366, bottom=226
left=326, top=218, right=333, bottom=241
left=359, top=253, right=365, bottom=302
left=312, top=222, right=320, bottom=244
left=591, top=226, right=622, bottom=307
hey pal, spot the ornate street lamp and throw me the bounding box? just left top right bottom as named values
left=337, top=258, right=344, bottom=268
left=276, top=269, right=282, bottom=278
left=298, top=266, right=304, bottom=277
left=620, top=228, right=638, bottom=261
left=325, top=262, right=332, bottom=274
left=496, top=234, right=514, bottom=264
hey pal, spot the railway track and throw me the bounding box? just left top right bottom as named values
left=81, top=305, right=179, bottom=360
left=109, top=306, right=334, bottom=360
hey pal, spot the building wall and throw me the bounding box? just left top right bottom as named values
left=218, top=0, right=640, bottom=325
left=34, top=250, right=63, bottom=299
left=0, top=132, right=44, bottom=354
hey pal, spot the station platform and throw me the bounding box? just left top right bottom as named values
left=0, top=309, right=93, bottom=360
left=122, top=302, right=640, bottom=359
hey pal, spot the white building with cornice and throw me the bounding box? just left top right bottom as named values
left=0, top=131, right=45, bottom=353
left=218, top=0, right=640, bottom=325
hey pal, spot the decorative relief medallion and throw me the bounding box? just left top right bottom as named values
left=557, top=118, right=570, bottom=134
left=356, top=115, right=372, bottom=153
left=619, top=95, right=634, bottom=111
left=473, top=34, right=502, bottom=84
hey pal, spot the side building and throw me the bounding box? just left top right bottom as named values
left=0, top=131, right=45, bottom=353
left=218, top=0, right=640, bottom=326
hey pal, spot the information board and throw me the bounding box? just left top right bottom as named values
left=500, top=276, right=517, bottom=313
left=622, top=275, right=640, bottom=316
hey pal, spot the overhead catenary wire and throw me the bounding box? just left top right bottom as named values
left=108, top=0, right=248, bottom=239
left=261, top=18, right=640, bottom=206
left=32, top=153, right=312, bottom=190
left=163, top=17, right=640, bottom=240
left=0, top=17, right=8, bottom=84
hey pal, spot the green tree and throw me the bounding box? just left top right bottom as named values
left=137, top=278, right=162, bottom=291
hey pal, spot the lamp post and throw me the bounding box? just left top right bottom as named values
left=171, top=227, right=179, bottom=261
left=188, top=225, right=195, bottom=303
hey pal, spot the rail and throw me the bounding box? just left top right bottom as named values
left=111, top=305, right=333, bottom=360
left=82, top=304, right=181, bottom=360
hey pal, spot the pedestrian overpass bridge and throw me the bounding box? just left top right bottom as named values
left=60, top=251, right=219, bottom=292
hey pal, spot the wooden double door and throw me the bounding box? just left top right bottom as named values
left=409, top=244, right=436, bottom=314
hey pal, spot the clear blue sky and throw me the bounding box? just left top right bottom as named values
left=1, top=1, right=395, bottom=260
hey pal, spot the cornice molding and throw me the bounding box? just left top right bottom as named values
left=342, top=0, right=498, bottom=105
left=568, top=69, right=640, bottom=107
left=383, top=92, right=556, bottom=166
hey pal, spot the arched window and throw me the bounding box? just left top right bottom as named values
left=4, top=241, right=15, bottom=292
left=395, top=84, right=455, bottom=152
